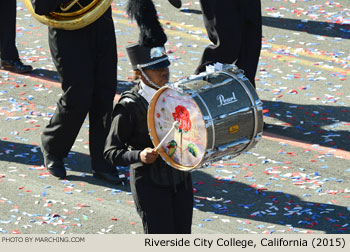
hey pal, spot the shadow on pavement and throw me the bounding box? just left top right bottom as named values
left=191, top=170, right=350, bottom=234
left=0, top=140, right=128, bottom=190
left=262, top=16, right=350, bottom=39
left=262, top=100, right=350, bottom=151
left=30, top=68, right=60, bottom=81
left=1, top=140, right=349, bottom=233
left=180, top=9, right=202, bottom=15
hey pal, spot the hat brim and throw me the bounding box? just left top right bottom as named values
left=142, top=59, right=170, bottom=70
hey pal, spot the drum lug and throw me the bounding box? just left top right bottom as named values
left=200, top=162, right=211, bottom=168
left=218, top=146, right=228, bottom=152
left=184, top=90, right=193, bottom=95
left=204, top=119, right=213, bottom=128
left=237, top=73, right=247, bottom=81
left=234, top=69, right=245, bottom=76
left=204, top=117, right=214, bottom=128
left=222, top=154, right=234, bottom=161
left=220, top=63, right=240, bottom=73
left=219, top=114, right=227, bottom=119
left=205, top=150, right=216, bottom=157
left=170, top=83, right=184, bottom=93
left=218, top=139, right=250, bottom=152
left=200, top=85, right=212, bottom=91
left=203, top=116, right=211, bottom=121
left=255, top=134, right=262, bottom=141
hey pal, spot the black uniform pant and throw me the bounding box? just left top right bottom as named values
left=0, top=0, right=19, bottom=60
left=41, top=10, right=117, bottom=172
left=196, top=0, right=262, bottom=88
left=130, top=168, right=194, bottom=234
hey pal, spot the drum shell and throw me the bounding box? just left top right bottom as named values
left=180, top=71, right=263, bottom=165
left=147, top=67, right=263, bottom=171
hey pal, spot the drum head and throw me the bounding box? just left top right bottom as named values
left=148, top=87, right=207, bottom=171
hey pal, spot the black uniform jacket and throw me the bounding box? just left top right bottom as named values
left=104, top=84, right=189, bottom=187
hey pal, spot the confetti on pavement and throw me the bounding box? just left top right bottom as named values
left=0, top=0, right=349, bottom=234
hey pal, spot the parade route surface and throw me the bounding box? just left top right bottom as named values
left=0, top=0, right=349, bottom=235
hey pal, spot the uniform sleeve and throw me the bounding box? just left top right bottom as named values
left=30, top=0, right=67, bottom=15
left=104, top=104, right=141, bottom=167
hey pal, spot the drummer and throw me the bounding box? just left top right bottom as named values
left=104, top=43, right=194, bottom=234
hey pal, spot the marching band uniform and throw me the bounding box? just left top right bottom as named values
left=104, top=44, right=193, bottom=234
left=0, top=0, right=32, bottom=73
left=31, top=0, right=121, bottom=183
left=196, top=0, right=262, bottom=88
left=31, top=0, right=170, bottom=182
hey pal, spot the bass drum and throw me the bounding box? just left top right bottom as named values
left=147, top=65, right=263, bottom=171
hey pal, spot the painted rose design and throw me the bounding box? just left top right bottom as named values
left=172, top=105, right=191, bottom=132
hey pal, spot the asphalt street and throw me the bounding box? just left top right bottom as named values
left=0, top=0, right=349, bottom=235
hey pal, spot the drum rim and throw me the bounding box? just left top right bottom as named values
left=147, top=86, right=207, bottom=171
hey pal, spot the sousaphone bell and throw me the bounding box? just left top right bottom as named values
left=24, top=0, right=113, bottom=30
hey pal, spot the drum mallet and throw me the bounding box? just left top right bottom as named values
left=155, top=121, right=180, bottom=151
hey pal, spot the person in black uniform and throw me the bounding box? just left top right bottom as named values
left=0, top=0, right=33, bottom=73
left=30, top=0, right=122, bottom=183
left=32, top=0, right=170, bottom=182
left=195, top=0, right=262, bottom=88
left=104, top=44, right=193, bottom=234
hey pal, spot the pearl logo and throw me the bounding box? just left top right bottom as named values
left=217, top=92, right=238, bottom=107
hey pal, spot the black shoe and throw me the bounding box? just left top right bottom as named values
left=168, top=0, right=182, bottom=8
left=93, top=170, right=125, bottom=185
left=41, top=146, right=66, bottom=179
left=0, top=59, right=33, bottom=73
